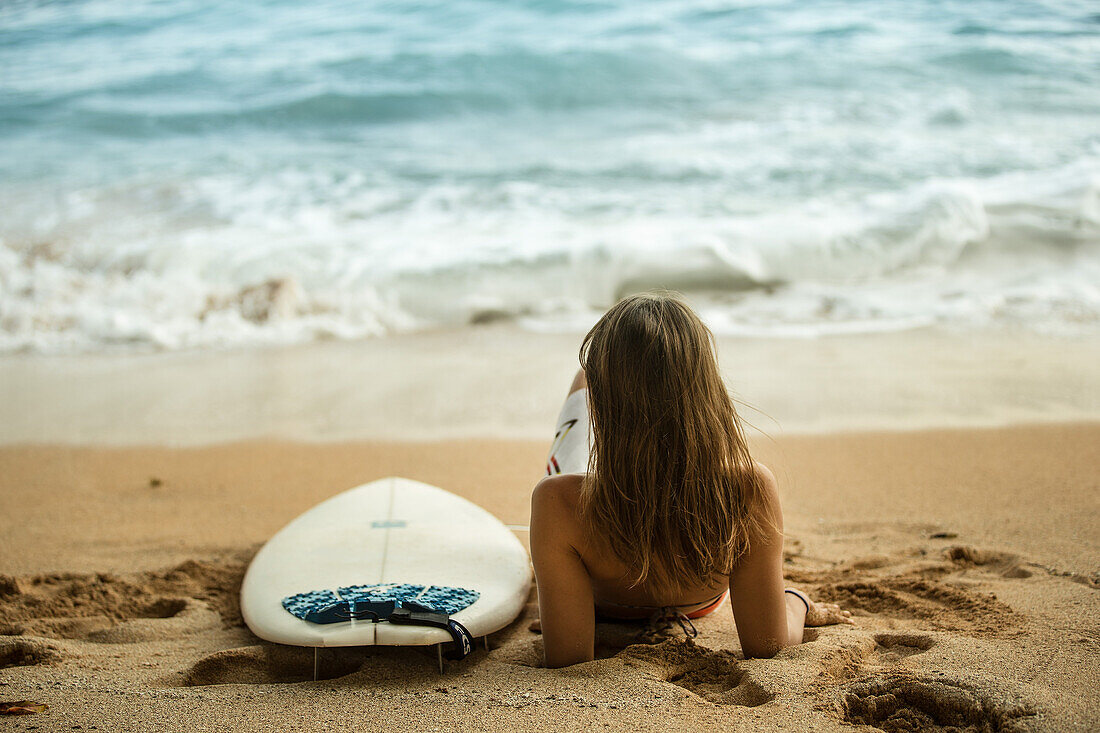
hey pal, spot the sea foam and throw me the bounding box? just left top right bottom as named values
left=1, top=0, right=1098, bottom=353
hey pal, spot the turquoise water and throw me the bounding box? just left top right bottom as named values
left=1, top=0, right=1098, bottom=352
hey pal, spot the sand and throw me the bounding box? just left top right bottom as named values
left=1, top=328, right=1098, bottom=731
left=0, top=425, right=1097, bottom=731
left=3, top=326, right=1099, bottom=445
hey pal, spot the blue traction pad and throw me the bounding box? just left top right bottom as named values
left=282, top=583, right=480, bottom=622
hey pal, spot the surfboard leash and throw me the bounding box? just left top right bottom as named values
left=388, top=602, right=474, bottom=661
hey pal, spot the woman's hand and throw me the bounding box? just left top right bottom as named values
left=804, top=598, right=855, bottom=627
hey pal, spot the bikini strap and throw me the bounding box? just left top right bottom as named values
left=641, top=606, right=698, bottom=641
left=609, top=589, right=727, bottom=612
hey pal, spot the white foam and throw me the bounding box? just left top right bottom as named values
left=1, top=160, right=1098, bottom=354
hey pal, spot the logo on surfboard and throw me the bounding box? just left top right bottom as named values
left=546, top=418, right=578, bottom=475
left=370, top=520, right=407, bottom=529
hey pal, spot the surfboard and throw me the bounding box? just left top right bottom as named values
left=240, top=477, right=531, bottom=654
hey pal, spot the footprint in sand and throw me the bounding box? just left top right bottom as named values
left=944, top=546, right=1034, bottom=579
left=182, top=644, right=370, bottom=685
left=947, top=545, right=1100, bottom=589
left=620, top=639, right=774, bottom=707
left=83, top=598, right=221, bottom=643
left=0, top=554, right=249, bottom=642
left=817, top=631, right=937, bottom=680
left=786, top=546, right=1028, bottom=637
left=0, top=637, right=61, bottom=668
left=812, top=577, right=1021, bottom=636
left=835, top=671, right=1037, bottom=732
left=872, top=632, right=936, bottom=664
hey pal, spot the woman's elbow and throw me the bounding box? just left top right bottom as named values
left=741, top=635, right=795, bottom=659
left=543, top=650, right=594, bottom=669
left=741, top=643, right=781, bottom=660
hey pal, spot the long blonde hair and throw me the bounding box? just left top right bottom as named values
left=579, top=292, right=770, bottom=593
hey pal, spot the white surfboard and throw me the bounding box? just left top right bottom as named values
left=241, top=477, right=531, bottom=651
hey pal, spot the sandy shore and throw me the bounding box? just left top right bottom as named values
left=3, top=326, right=1099, bottom=445
left=1, top=326, right=1098, bottom=730
left=1, top=422, right=1098, bottom=731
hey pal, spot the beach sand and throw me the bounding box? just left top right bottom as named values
left=1, top=329, right=1098, bottom=731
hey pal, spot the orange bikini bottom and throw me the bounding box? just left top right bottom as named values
left=596, top=590, right=729, bottom=621
left=683, top=590, right=728, bottom=619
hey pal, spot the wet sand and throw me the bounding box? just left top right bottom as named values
left=2, top=326, right=1099, bottom=445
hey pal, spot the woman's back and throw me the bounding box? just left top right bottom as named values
left=530, top=293, right=852, bottom=668
left=537, top=472, right=726, bottom=616
left=575, top=294, right=769, bottom=593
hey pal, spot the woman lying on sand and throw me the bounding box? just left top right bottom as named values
left=531, top=292, right=854, bottom=668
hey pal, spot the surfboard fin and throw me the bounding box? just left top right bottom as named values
left=389, top=603, right=474, bottom=662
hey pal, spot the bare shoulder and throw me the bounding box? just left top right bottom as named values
left=752, top=461, right=779, bottom=499
left=748, top=460, right=783, bottom=534
left=532, top=473, right=583, bottom=504
left=531, top=474, right=584, bottom=529
left=746, top=458, right=772, bottom=482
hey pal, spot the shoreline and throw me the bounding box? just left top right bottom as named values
left=2, top=325, right=1099, bottom=446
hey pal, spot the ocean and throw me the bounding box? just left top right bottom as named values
left=1, top=0, right=1098, bottom=353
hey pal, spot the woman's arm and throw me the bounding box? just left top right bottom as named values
left=530, top=476, right=595, bottom=668
left=728, top=517, right=801, bottom=657
left=728, top=464, right=798, bottom=657
left=729, top=466, right=853, bottom=658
